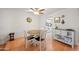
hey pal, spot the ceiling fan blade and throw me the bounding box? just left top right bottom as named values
left=30, top=8, right=38, bottom=12
left=35, top=8, right=39, bottom=10
left=39, top=12, right=44, bottom=14
left=39, top=9, right=45, bottom=11
left=30, top=8, right=34, bottom=10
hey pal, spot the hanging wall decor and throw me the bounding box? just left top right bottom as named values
left=54, top=17, right=61, bottom=23
left=26, top=17, right=32, bottom=23
left=46, top=19, right=52, bottom=27
left=61, top=19, right=65, bottom=24
left=61, top=15, right=65, bottom=24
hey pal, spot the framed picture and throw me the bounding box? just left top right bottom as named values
left=45, top=22, right=52, bottom=27
left=54, top=17, right=60, bottom=23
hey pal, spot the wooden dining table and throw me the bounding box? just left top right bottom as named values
left=27, top=30, right=40, bottom=36
left=26, top=29, right=46, bottom=41
left=26, top=30, right=40, bottom=41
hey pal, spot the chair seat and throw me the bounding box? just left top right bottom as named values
left=35, top=36, right=44, bottom=41
left=27, top=35, right=34, bottom=40
left=27, top=35, right=44, bottom=41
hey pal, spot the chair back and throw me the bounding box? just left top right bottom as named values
left=40, top=30, right=46, bottom=41
left=24, top=30, right=29, bottom=48
left=24, top=31, right=27, bottom=40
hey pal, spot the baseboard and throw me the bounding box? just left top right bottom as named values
left=75, top=44, right=79, bottom=47
left=14, top=34, right=24, bottom=39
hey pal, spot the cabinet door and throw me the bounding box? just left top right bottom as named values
left=55, top=30, right=61, bottom=34
left=64, top=36, right=72, bottom=45
left=61, top=31, right=67, bottom=36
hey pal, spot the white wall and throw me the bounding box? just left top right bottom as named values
left=40, top=8, right=79, bottom=45
left=0, top=8, right=79, bottom=45
left=0, top=8, right=40, bottom=39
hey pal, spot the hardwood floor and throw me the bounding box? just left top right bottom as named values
left=0, top=37, right=78, bottom=51
left=52, top=40, right=77, bottom=51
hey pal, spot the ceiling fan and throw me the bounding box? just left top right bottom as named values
left=29, top=8, right=45, bottom=15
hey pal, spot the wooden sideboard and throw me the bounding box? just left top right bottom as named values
left=53, top=28, right=75, bottom=48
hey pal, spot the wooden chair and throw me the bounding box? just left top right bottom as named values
left=33, top=30, right=47, bottom=51
left=24, top=31, right=34, bottom=48
left=40, top=30, right=46, bottom=51
left=24, top=30, right=47, bottom=51
left=24, top=31, right=29, bottom=48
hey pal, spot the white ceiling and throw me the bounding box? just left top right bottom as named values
left=0, top=8, right=65, bottom=15
left=43, top=8, right=65, bottom=15
left=23, top=8, right=65, bottom=15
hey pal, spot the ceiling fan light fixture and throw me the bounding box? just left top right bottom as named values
left=30, top=8, right=45, bottom=15
left=33, top=11, right=39, bottom=15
